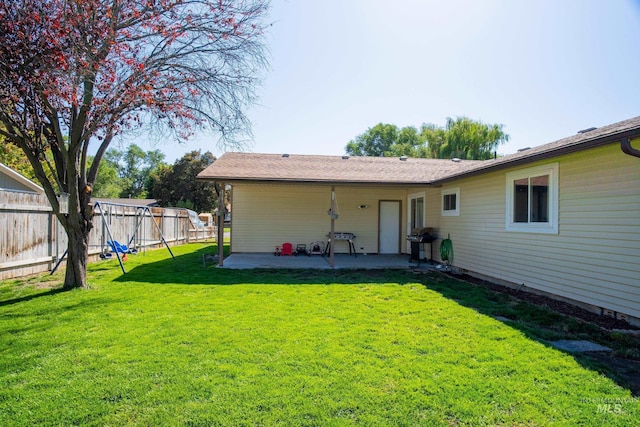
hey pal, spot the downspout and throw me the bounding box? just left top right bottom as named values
left=621, top=137, right=640, bottom=158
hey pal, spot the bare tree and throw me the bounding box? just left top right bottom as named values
left=0, top=0, right=269, bottom=288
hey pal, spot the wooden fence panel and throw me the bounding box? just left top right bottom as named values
left=1, top=195, right=216, bottom=280
left=0, top=191, right=58, bottom=279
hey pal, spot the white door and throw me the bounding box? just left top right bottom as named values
left=379, top=201, right=401, bottom=254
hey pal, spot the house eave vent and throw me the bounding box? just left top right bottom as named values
left=577, top=127, right=597, bottom=134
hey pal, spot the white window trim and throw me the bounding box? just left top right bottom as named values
left=505, top=163, right=559, bottom=234
left=441, top=187, right=460, bottom=217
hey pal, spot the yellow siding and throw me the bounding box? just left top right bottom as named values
left=231, top=184, right=408, bottom=254
left=430, top=144, right=640, bottom=318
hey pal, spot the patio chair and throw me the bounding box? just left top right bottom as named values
left=281, top=242, right=293, bottom=256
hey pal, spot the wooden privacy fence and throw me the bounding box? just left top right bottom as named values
left=0, top=193, right=216, bottom=280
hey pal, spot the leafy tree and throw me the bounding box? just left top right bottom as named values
left=423, top=117, right=509, bottom=160
left=346, top=117, right=509, bottom=160
left=105, top=144, right=165, bottom=198
left=0, top=135, right=37, bottom=180
left=0, top=133, right=58, bottom=183
left=0, top=0, right=269, bottom=288
left=386, top=126, right=426, bottom=157
left=149, top=150, right=218, bottom=213
left=345, top=123, right=409, bottom=157
left=88, top=155, right=121, bottom=198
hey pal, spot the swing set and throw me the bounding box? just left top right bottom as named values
left=51, top=201, right=177, bottom=275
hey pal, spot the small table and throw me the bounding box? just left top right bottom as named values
left=324, top=232, right=357, bottom=257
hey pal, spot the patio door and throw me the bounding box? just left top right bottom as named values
left=379, top=201, right=401, bottom=254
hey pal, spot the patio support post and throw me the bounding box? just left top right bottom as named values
left=329, top=186, right=335, bottom=267
left=217, top=181, right=225, bottom=266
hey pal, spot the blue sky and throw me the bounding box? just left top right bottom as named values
left=137, top=0, right=640, bottom=163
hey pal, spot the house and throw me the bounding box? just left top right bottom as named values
left=0, top=163, right=55, bottom=279
left=197, top=116, right=640, bottom=325
left=0, top=162, right=44, bottom=194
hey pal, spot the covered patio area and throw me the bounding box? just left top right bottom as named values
left=220, top=253, right=439, bottom=270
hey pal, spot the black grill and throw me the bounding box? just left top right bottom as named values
left=407, top=227, right=437, bottom=264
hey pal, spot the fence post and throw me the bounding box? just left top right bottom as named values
left=47, top=212, right=53, bottom=271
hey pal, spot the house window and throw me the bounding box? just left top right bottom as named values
left=441, top=187, right=460, bottom=216
left=506, top=163, right=558, bottom=234
left=408, top=192, right=424, bottom=230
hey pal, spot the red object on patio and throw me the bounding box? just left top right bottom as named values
left=281, top=242, right=293, bottom=256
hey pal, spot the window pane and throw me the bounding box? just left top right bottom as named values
left=505, top=163, right=558, bottom=234
left=443, top=194, right=456, bottom=211
left=415, top=197, right=424, bottom=228
left=411, top=197, right=424, bottom=228
left=530, top=175, right=549, bottom=222
left=513, top=178, right=529, bottom=222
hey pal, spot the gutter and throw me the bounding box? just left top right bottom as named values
left=432, top=127, right=640, bottom=185
left=196, top=176, right=436, bottom=187
left=621, top=137, right=640, bottom=158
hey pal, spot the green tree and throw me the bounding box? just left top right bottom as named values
left=149, top=150, right=218, bottom=213
left=89, top=155, right=121, bottom=198
left=346, top=123, right=407, bottom=157
left=386, top=126, right=426, bottom=157
left=424, top=117, right=509, bottom=160
left=0, top=136, right=36, bottom=180
left=346, top=117, right=509, bottom=160
left=0, top=0, right=269, bottom=288
left=105, top=144, right=166, bottom=198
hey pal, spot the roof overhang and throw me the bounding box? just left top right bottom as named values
left=431, top=126, right=640, bottom=185
left=197, top=176, right=435, bottom=187
left=0, top=162, right=44, bottom=193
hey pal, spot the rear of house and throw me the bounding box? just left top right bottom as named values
left=232, top=183, right=417, bottom=255
left=426, top=142, right=639, bottom=322
left=198, top=116, right=640, bottom=325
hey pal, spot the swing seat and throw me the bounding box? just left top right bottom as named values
left=108, top=240, right=130, bottom=254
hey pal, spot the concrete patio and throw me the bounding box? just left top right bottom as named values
left=220, top=253, right=440, bottom=270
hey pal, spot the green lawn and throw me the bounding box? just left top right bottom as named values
left=0, top=243, right=637, bottom=426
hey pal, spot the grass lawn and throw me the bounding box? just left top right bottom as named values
left=1, top=243, right=638, bottom=426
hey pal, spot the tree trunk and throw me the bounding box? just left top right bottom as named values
left=63, top=222, right=90, bottom=289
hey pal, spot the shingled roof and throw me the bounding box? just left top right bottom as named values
left=197, top=116, right=640, bottom=185
left=197, top=153, right=482, bottom=185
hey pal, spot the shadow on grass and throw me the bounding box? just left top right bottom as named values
left=0, top=287, right=70, bottom=308
left=114, top=244, right=418, bottom=286
left=115, top=243, right=640, bottom=395
left=418, top=272, right=640, bottom=396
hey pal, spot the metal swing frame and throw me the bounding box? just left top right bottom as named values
left=52, top=201, right=176, bottom=275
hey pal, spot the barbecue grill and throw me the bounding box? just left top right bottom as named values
left=407, top=227, right=437, bottom=265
